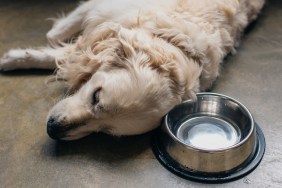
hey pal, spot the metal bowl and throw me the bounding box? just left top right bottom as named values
left=159, top=93, right=256, bottom=173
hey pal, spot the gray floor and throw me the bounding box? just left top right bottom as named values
left=0, top=0, right=281, bottom=187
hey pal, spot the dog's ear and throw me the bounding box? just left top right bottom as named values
left=159, top=59, right=201, bottom=102
left=152, top=28, right=207, bottom=66
left=151, top=25, right=224, bottom=100
left=145, top=45, right=201, bottom=102
left=180, top=60, right=202, bottom=101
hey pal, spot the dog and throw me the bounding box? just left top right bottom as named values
left=0, top=0, right=264, bottom=140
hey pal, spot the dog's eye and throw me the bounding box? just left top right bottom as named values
left=92, top=87, right=101, bottom=105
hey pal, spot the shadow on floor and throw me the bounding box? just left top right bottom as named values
left=42, top=131, right=153, bottom=162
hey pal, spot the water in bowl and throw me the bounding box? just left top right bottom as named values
left=176, top=116, right=241, bottom=150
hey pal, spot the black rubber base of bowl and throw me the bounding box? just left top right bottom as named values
left=151, top=123, right=265, bottom=184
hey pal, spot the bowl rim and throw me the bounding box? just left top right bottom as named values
left=164, top=92, right=255, bottom=152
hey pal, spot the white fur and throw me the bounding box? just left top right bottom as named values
left=0, top=0, right=264, bottom=140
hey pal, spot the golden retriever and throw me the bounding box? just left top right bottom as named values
left=0, top=0, right=264, bottom=140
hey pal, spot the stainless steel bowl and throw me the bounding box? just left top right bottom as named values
left=160, top=93, right=256, bottom=173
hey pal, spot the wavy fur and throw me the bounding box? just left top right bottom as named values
left=0, top=0, right=264, bottom=139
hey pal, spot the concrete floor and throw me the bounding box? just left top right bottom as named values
left=0, top=0, right=281, bottom=187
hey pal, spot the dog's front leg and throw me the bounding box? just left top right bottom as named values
left=0, top=47, right=65, bottom=71
left=47, top=0, right=96, bottom=45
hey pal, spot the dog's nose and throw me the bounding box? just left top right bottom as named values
left=47, top=117, right=65, bottom=139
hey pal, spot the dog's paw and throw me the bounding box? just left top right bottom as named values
left=0, top=49, right=29, bottom=71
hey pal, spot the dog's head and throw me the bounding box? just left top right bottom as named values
left=47, top=23, right=201, bottom=140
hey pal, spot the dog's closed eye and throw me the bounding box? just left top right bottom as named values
left=92, top=87, right=102, bottom=105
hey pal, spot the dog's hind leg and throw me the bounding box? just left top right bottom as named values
left=0, top=47, right=65, bottom=71
left=46, top=1, right=97, bottom=45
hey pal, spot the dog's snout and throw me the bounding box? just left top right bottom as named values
left=47, top=117, right=65, bottom=140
